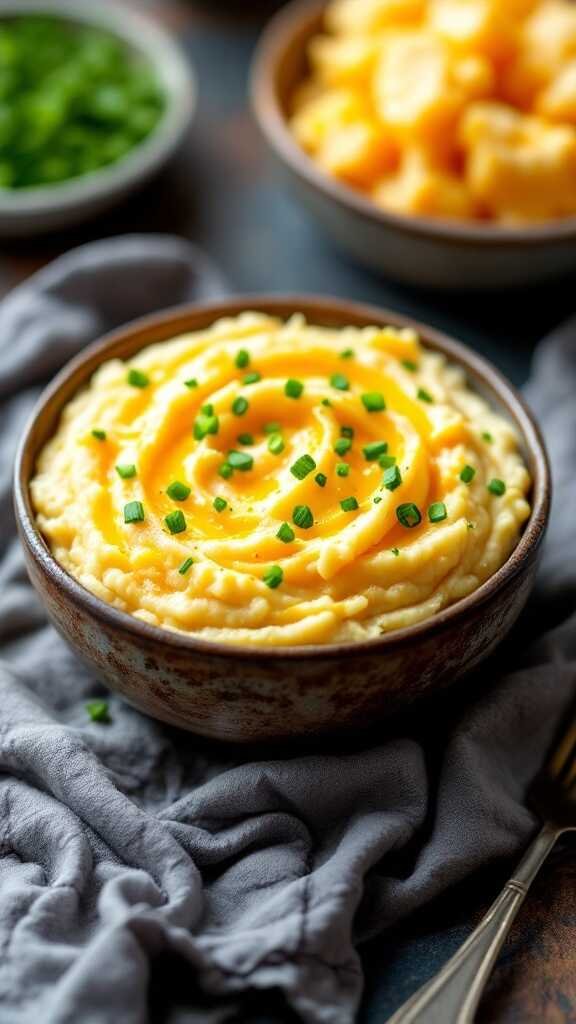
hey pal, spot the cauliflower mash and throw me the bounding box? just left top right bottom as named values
left=31, top=313, right=531, bottom=647
left=291, top=0, right=576, bottom=223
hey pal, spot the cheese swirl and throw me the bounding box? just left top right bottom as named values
left=32, top=313, right=531, bottom=646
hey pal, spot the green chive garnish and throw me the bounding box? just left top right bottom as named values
left=340, top=426, right=354, bottom=439
left=336, top=462, right=350, bottom=477
left=482, top=432, right=494, bottom=443
left=285, top=379, right=303, bottom=399
left=460, top=465, right=476, bottom=484
left=235, top=349, right=250, bottom=369
left=402, top=359, right=418, bottom=372
left=321, top=398, right=332, bottom=407
left=86, top=700, right=110, bottom=724
left=232, top=396, right=249, bottom=416
left=219, top=462, right=233, bottom=479
left=264, top=421, right=281, bottom=434
left=127, top=368, right=149, bottom=389
left=167, top=481, right=191, bottom=502
left=293, top=505, right=314, bottom=529
left=363, top=441, right=388, bottom=462
left=383, top=465, right=402, bottom=491
left=330, top=373, right=349, bottom=391
left=193, top=412, right=219, bottom=439
left=315, top=472, right=327, bottom=488
left=374, top=496, right=382, bottom=505
left=391, top=547, right=400, bottom=556
left=116, top=464, right=136, bottom=479
left=238, top=433, right=254, bottom=446
left=268, top=433, right=285, bottom=455
left=340, top=496, right=359, bottom=512
left=263, top=565, right=283, bottom=589
left=362, top=392, right=386, bottom=412
left=334, top=437, right=352, bottom=456
left=290, top=454, right=316, bottom=480
left=213, top=497, right=227, bottom=512
left=396, top=503, right=421, bottom=528
left=91, top=429, right=106, bottom=441
left=379, top=454, right=396, bottom=469
left=428, top=501, right=447, bottom=523
left=277, top=522, right=295, bottom=544
left=124, top=501, right=144, bottom=524
left=178, top=557, right=194, bottom=575
left=243, top=372, right=261, bottom=385
left=228, top=450, right=253, bottom=471
left=487, top=478, right=506, bottom=496
left=417, top=388, right=434, bottom=404
left=202, top=404, right=214, bottom=415
left=165, top=510, right=186, bottom=534
left=184, top=378, right=198, bottom=389
left=340, top=348, right=354, bottom=359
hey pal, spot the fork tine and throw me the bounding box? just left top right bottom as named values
left=549, top=719, right=576, bottom=786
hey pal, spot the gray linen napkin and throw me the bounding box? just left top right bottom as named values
left=0, top=236, right=574, bottom=1024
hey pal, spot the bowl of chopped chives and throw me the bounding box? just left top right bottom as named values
left=14, top=296, right=550, bottom=743
left=0, top=0, right=196, bottom=235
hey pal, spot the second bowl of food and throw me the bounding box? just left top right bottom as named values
left=252, top=0, right=576, bottom=289
left=14, top=297, right=549, bottom=742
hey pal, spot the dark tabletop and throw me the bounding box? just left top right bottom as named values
left=4, top=2, right=575, bottom=1021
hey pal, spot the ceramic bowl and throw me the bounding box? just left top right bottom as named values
left=0, top=0, right=196, bottom=236
left=251, top=0, right=576, bottom=290
left=14, top=296, right=551, bottom=743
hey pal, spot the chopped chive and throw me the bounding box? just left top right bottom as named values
left=362, top=392, right=386, bottom=412
left=232, top=396, right=249, bottom=416
left=467, top=521, right=476, bottom=530
left=243, top=372, right=261, bottom=385
left=379, top=453, right=396, bottom=469
left=363, top=440, right=388, bottom=462
left=315, top=472, right=327, bottom=488
left=340, top=426, right=354, bottom=439
left=235, top=349, right=250, bottom=369
left=321, top=398, right=332, bottom=407
left=268, top=433, right=285, bottom=455
left=86, top=700, right=110, bottom=724
left=334, top=437, right=352, bottom=456
left=238, top=433, right=254, bottom=446
left=184, top=379, right=198, bottom=391
left=383, top=465, right=402, bottom=491
left=396, top=502, right=421, bottom=528
left=290, top=454, right=316, bottom=480
left=285, top=378, right=303, bottom=399
left=167, top=481, right=191, bottom=502
left=263, top=565, right=283, bottom=589
left=165, top=510, right=186, bottom=534
left=264, top=421, right=281, bottom=434
left=340, top=348, right=354, bottom=359
left=292, top=504, right=314, bottom=530
left=219, top=462, right=233, bottom=479
left=277, top=522, right=295, bottom=544
left=127, top=368, right=150, bottom=389
left=391, top=547, right=400, bottom=557
left=116, top=463, right=137, bottom=479
left=374, top=496, right=383, bottom=505
left=340, top=496, right=359, bottom=512
left=124, top=500, right=144, bottom=524
left=193, top=412, right=219, bottom=440
left=228, top=450, right=254, bottom=471
left=460, top=465, right=476, bottom=484
left=202, top=404, right=214, bottom=416
left=178, top=557, right=194, bottom=575
left=417, top=387, right=434, bottom=404
left=401, top=359, right=418, bottom=372
left=428, top=501, right=447, bottom=523
left=330, top=373, right=350, bottom=391
left=213, top=497, right=228, bottom=513
left=91, top=429, right=106, bottom=441
left=336, top=462, right=350, bottom=477
left=482, top=432, right=494, bottom=443
left=487, top=478, right=506, bottom=496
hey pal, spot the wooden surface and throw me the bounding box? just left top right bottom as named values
left=4, top=1, right=575, bottom=1021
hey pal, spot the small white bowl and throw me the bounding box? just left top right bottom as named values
left=0, top=0, right=196, bottom=236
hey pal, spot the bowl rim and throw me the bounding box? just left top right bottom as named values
left=0, top=0, right=196, bottom=216
left=251, top=0, right=576, bottom=248
left=14, top=294, right=551, bottom=662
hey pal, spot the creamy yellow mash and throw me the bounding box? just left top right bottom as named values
left=31, top=313, right=531, bottom=647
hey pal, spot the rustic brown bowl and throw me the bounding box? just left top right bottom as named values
left=251, top=0, right=576, bottom=290
left=14, top=296, right=550, bottom=743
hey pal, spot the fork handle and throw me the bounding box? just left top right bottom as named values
left=387, top=825, right=560, bottom=1024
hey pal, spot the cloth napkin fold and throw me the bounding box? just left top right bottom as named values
left=0, top=235, right=574, bottom=1024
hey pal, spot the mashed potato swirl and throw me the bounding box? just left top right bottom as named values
left=31, top=313, right=531, bottom=646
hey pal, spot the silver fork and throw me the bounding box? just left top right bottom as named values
left=387, top=707, right=576, bottom=1024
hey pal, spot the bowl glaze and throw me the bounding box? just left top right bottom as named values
left=251, top=0, right=576, bottom=290
left=14, top=296, right=551, bottom=743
